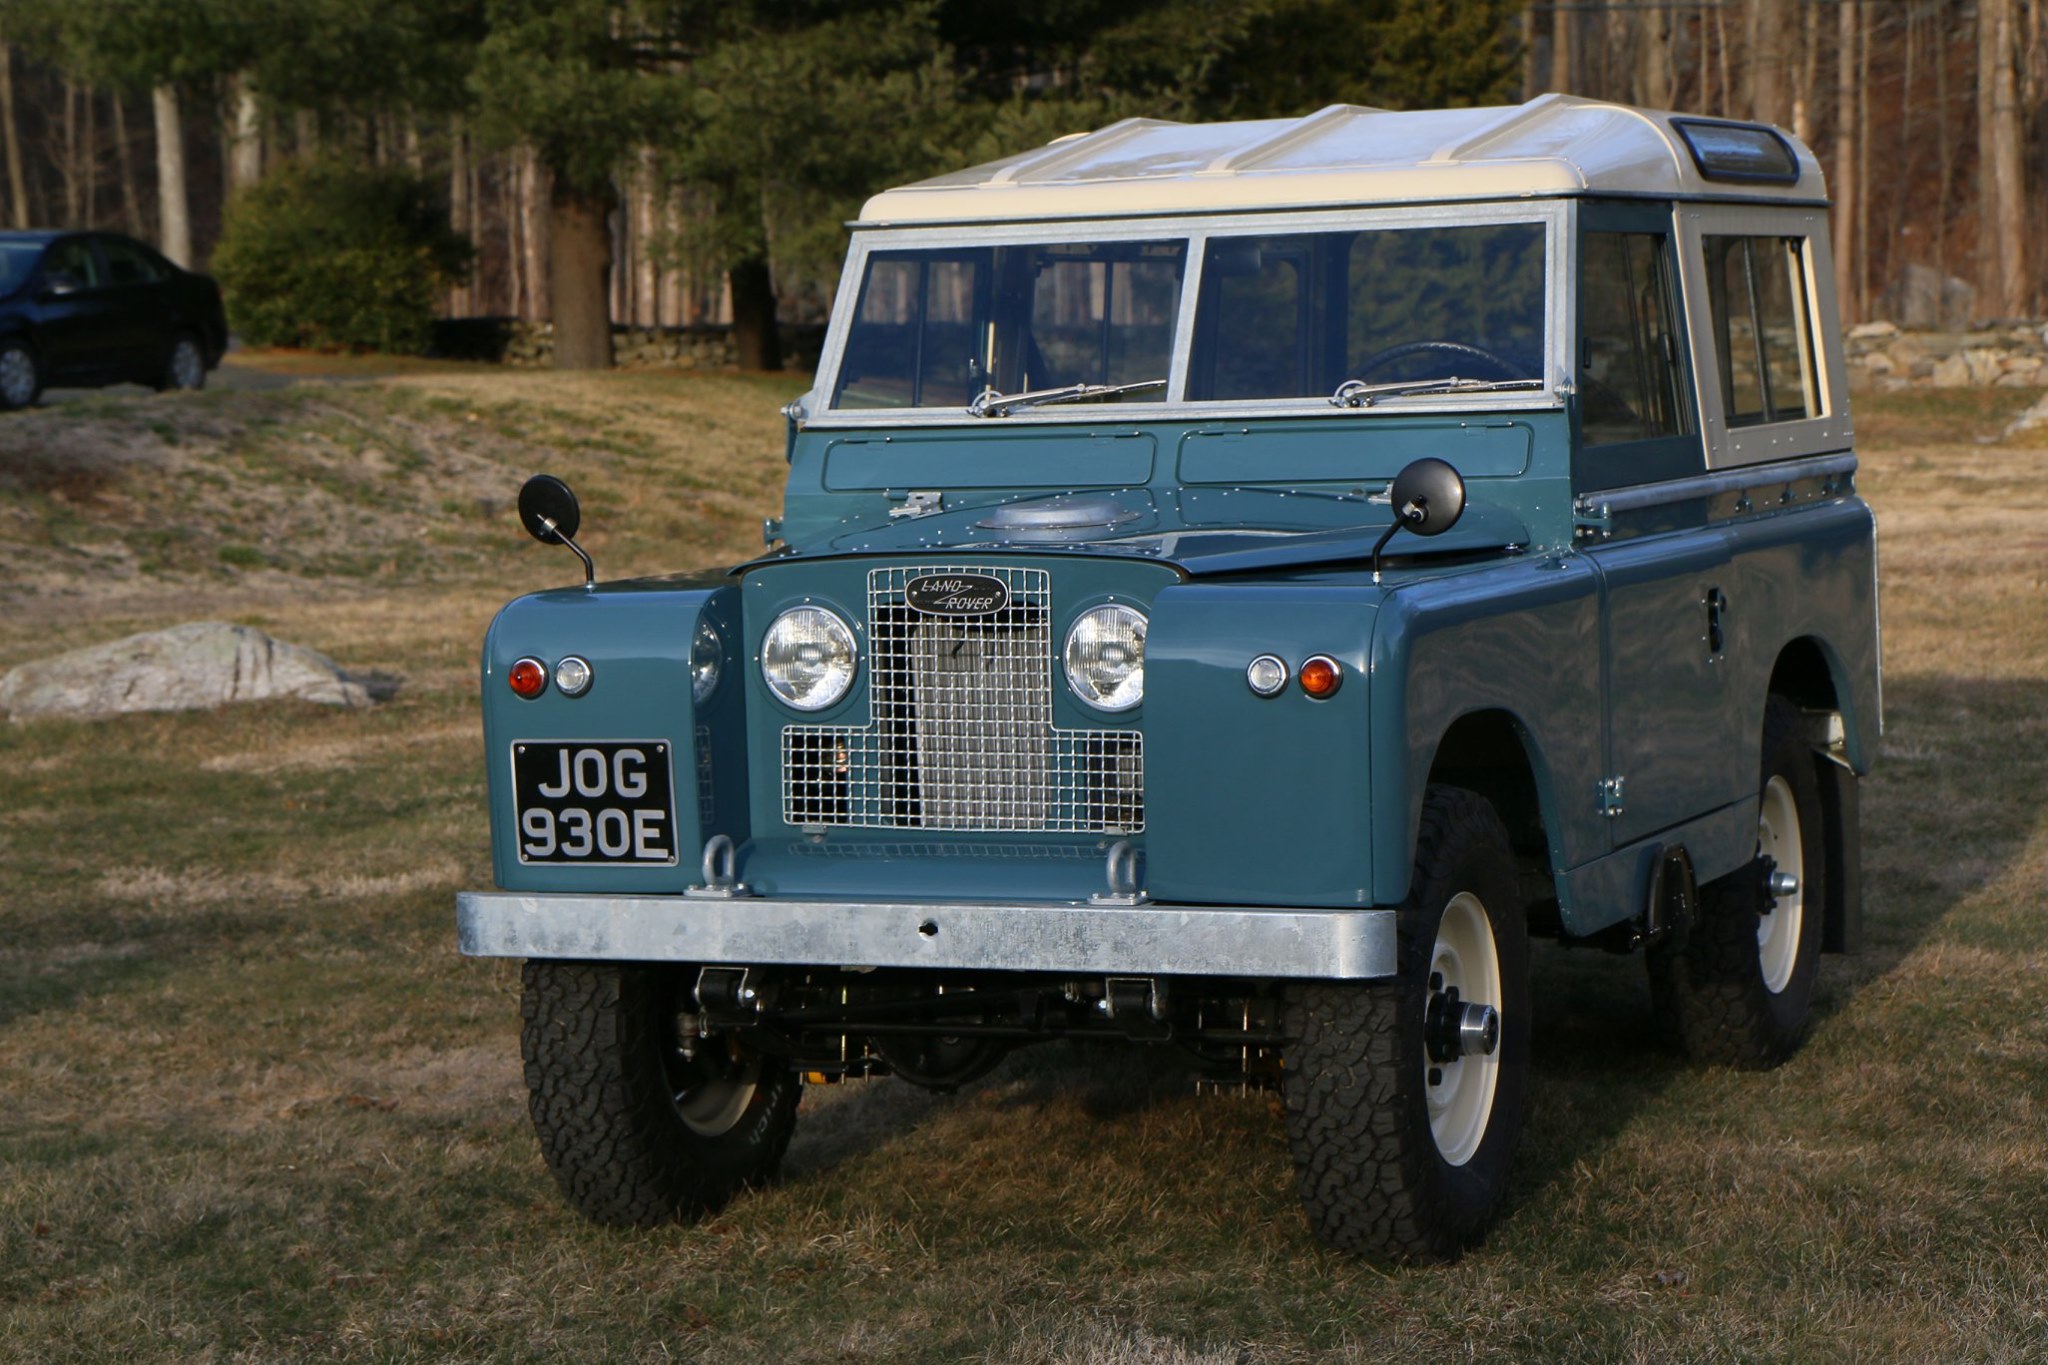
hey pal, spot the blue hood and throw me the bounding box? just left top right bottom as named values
left=764, top=486, right=1532, bottom=578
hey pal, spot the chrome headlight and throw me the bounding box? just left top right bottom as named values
left=761, top=605, right=857, bottom=711
left=1064, top=604, right=1147, bottom=712
left=691, top=619, right=722, bottom=704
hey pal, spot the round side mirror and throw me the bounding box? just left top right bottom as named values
left=518, top=474, right=581, bottom=545
left=1388, top=457, right=1466, bottom=538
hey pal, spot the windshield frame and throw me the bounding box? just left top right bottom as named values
left=809, top=200, right=1571, bottom=427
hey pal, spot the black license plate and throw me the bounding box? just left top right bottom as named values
left=513, top=741, right=678, bottom=865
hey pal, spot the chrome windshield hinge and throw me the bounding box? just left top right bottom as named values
left=889, top=490, right=944, bottom=519
left=1598, top=776, right=1627, bottom=818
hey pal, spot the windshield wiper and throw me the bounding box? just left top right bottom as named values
left=1329, top=376, right=1545, bottom=409
left=968, top=378, right=1167, bottom=418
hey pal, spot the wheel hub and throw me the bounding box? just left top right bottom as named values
left=1423, top=892, right=1504, bottom=1167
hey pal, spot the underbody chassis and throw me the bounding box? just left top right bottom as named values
left=461, top=890, right=1397, bottom=1084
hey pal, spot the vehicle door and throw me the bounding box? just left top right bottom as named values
left=95, top=234, right=174, bottom=377
left=1574, top=201, right=1740, bottom=850
left=31, top=236, right=117, bottom=383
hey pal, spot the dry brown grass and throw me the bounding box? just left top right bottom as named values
left=2, top=375, right=2046, bottom=1361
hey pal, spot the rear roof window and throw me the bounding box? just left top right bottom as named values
left=1671, top=120, right=1800, bottom=185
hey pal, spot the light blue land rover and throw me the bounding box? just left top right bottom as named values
left=459, top=96, right=1879, bottom=1261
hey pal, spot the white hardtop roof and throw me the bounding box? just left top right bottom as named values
left=859, top=94, right=1826, bottom=224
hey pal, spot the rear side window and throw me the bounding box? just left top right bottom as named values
left=99, top=236, right=167, bottom=285
left=1580, top=231, right=1691, bottom=445
left=1705, top=235, right=1818, bottom=426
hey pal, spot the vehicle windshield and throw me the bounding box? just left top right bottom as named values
left=828, top=220, right=1550, bottom=413
left=833, top=240, right=1186, bottom=410
left=1188, top=222, right=1546, bottom=400
left=0, top=241, right=43, bottom=295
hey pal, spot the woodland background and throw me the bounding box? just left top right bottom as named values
left=0, top=0, right=2041, bottom=371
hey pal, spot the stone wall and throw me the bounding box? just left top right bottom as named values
left=1846, top=320, right=2048, bottom=391
left=494, top=321, right=825, bottom=374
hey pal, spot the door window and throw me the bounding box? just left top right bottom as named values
left=42, top=238, right=102, bottom=288
left=1580, top=232, right=1691, bottom=445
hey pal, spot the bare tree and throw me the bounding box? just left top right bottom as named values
left=227, top=74, right=262, bottom=193
left=1834, top=0, right=1859, bottom=322
left=0, top=38, right=25, bottom=228
left=153, top=83, right=192, bottom=266
left=1978, top=0, right=2027, bottom=316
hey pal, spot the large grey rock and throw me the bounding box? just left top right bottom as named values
left=0, top=622, right=378, bottom=720
left=2007, top=392, right=2048, bottom=439
left=1883, top=264, right=1976, bottom=330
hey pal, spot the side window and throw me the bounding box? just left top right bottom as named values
left=1704, top=235, right=1818, bottom=426
left=44, top=238, right=102, bottom=288
left=100, top=237, right=167, bottom=286
left=1579, top=231, right=1691, bottom=445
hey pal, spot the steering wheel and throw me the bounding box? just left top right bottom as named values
left=1350, top=340, right=1524, bottom=382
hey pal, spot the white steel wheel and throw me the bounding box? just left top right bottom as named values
left=1426, top=891, right=1503, bottom=1166
left=1755, top=774, right=1806, bottom=994
left=669, top=1044, right=763, bottom=1138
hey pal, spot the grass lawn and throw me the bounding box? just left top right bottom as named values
left=1, top=375, right=2044, bottom=1361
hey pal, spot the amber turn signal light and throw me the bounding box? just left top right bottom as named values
left=1299, top=655, right=1342, bottom=699
left=508, top=656, right=547, bottom=699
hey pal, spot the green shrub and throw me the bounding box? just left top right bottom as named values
left=213, top=161, right=473, bottom=354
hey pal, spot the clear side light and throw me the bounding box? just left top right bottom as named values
left=762, top=605, right=857, bottom=712
left=1064, top=604, right=1147, bottom=712
left=692, top=619, right=722, bottom=704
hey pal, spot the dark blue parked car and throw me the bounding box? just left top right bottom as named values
left=0, top=230, right=227, bottom=410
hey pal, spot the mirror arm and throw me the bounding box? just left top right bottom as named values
left=543, top=516, right=596, bottom=590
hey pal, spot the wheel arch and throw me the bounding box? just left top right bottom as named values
left=1764, top=634, right=1864, bottom=955
left=1418, top=707, right=1563, bottom=929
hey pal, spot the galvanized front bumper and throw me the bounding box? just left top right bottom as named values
left=455, top=891, right=1397, bottom=980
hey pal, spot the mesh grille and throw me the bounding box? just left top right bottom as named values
left=781, top=565, right=1144, bottom=833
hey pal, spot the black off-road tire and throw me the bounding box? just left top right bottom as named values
left=1648, top=695, right=1826, bottom=1068
left=520, top=961, right=801, bottom=1226
left=1282, top=786, right=1531, bottom=1262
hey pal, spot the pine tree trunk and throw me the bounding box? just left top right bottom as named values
left=550, top=183, right=614, bottom=370
left=634, top=148, right=658, bottom=327
left=729, top=255, right=781, bottom=371
left=1549, top=0, right=1574, bottom=93
left=153, top=84, right=192, bottom=267
left=0, top=40, right=25, bottom=228
left=520, top=146, right=549, bottom=321
left=228, top=74, right=262, bottom=192
left=1520, top=2, right=1540, bottom=98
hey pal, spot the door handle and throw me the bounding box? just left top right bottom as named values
left=1706, top=587, right=1728, bottom=657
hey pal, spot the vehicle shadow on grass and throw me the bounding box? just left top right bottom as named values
left=778, top=1038, right=1225, bottom=1183
left=1512, top=672, right=2048, bottom=1202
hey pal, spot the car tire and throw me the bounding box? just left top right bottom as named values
left=520, top=960, right=801, bottom=1226
left=1648, top=695, right=1825, bottom=1068
left=0, top=340, right=40, bottom=410
left=1282, top=785, right=1530, bottom=1262
left=156, top=332, right=206, bottom=393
